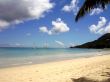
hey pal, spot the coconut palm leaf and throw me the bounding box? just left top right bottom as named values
left=75, top=0, right=110, bottom=22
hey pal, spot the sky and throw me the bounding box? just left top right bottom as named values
left=0, top=0, right=110, bottom=48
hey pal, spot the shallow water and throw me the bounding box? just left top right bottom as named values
left=0, top=47, right=109, bottom=68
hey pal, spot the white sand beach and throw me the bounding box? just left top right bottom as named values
left=0, top=54, right=110, bottom=82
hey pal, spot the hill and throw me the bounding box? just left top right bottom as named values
left=70, top=33, right=110, bottom=49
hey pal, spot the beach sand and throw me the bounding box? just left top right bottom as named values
left=0, top=55, right=110, bottom=82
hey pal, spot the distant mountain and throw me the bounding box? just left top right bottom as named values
left=70, top=33, right=110, bottom=49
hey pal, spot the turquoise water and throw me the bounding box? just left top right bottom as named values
left=0, top=47, right=106, bottom=68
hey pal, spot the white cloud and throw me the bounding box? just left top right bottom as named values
left=62, top=0, right=103, bottom=16
left=51, top=18, right=70, bottom=34
left=15, top=43, right=24, bottom=47
left=89, top=17, right=110, bottom=34
left=39, top=26, right=48, bottom=33
left=96, top=28, right=105, bottom=34
left=90, top=8, right=103, bottom=16
left=105, top=23, right=110, bottom=33
left=13, top=20, right=24, bottom=25
left=39, top=18, right=70, bottom=35
left=69, top=43, right=76, bottom=47
left=62, top=0, right=79, bottom=15
left=26, top=33, right=31, bottom=36
left=0, top=0, right=54, bottom=30
left=0, top=20, right=10, bottom=31
left=89, top=17, right=107, bottom=34
left=55, top=40, right=64, bottom=47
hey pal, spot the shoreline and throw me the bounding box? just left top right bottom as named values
left=0, top=50, right=109, bottom=68
left=0, top=53, right=108, bottom=69
left=0, top=54, right=98, bottom=69
left=0, top=54, right=110, bottom=82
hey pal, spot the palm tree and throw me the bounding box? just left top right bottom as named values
left=75, top=0, right=110, bottom=22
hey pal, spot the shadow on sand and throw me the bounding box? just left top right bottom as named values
left=71, top=70, right=110, bottom=82
left=71, top=77, right=110, bottom=82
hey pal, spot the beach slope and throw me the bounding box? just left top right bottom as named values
left=0, top=55, right=110, bottom=82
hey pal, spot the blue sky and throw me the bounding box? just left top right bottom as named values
left=0, top=0, right=110, bottom=48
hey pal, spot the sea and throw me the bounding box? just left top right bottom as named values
left=0, top=47, right=110, bottom=68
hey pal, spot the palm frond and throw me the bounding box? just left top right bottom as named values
left=75, top=0, right=110, bottom=22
